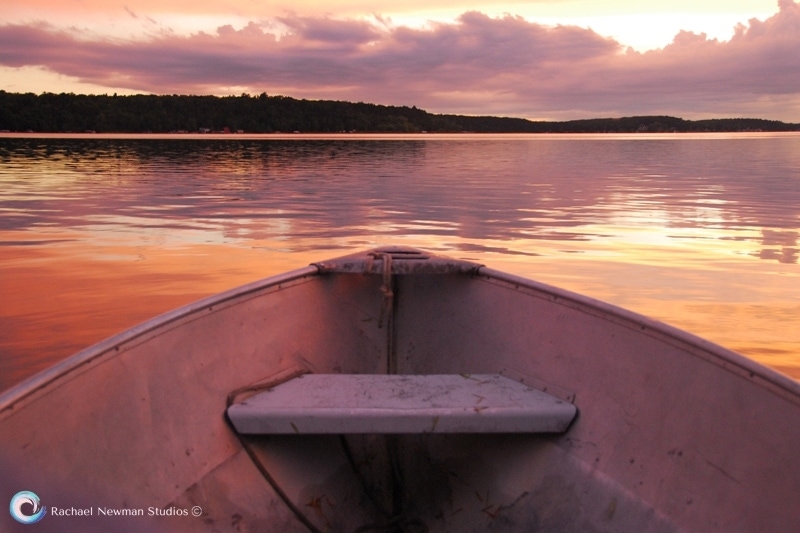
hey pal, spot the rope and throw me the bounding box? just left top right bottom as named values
left=341, top=435, right=428, bottom=533
left=367, top=252, right=394, bottom=329
left=227, top=368, right=428, bottom=532
left=225, top=366, right=322, bottom=533
left=339, top=436, right=392, bottom=518
left=225, top=365, right=310, bottom=408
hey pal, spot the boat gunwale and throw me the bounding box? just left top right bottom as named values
left=0, top=265, right=320, bottom=415
left=477, top=266, right=800, bottom=403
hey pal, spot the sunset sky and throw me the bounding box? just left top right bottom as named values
left=2, top=0, right=799, bottom=121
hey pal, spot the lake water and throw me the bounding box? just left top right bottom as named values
left=1, top=132, right=799, bottom=391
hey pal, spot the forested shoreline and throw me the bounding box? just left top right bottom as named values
left=1, top=91, right=797, bottom=134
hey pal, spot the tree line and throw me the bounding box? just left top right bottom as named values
left=0, top=91, right=797, bottom=134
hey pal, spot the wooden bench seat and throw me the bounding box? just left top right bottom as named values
left=227, top=374, right=576, bottom=434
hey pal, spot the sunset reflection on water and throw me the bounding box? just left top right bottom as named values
left=1, top=133, right=798, bottom=390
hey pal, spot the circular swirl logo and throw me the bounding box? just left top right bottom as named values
left=9, top=491, right=46, bottom=524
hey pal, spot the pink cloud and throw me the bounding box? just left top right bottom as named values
left=1, top=1, right=799, bottom=120
left=276, top=15, right=382, bottom=47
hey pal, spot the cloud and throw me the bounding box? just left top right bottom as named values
left=276, top=15, right=382, bottom=47
left=1, top=1, right=799, bottom=120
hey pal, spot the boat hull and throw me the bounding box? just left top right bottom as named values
left=2, top=248, right=798, bottom=531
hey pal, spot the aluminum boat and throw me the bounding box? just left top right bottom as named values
left=2, top=247, right=798, bottom=532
